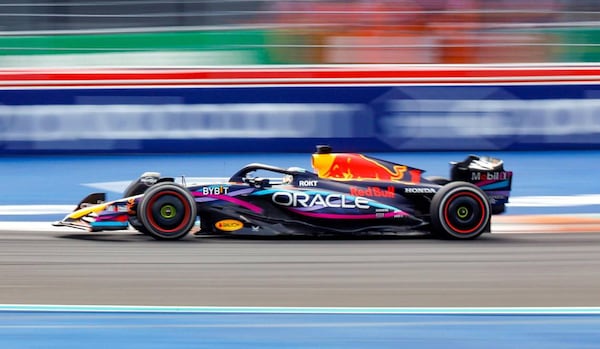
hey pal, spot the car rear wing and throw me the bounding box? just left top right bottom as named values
left=450, top=155, right=513, bottom=214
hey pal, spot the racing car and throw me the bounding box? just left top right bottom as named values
left=54, top=145, right=512, bottom=240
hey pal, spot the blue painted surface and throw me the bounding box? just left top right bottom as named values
left=1, top=151, right=600, bottom=347
left=1, top=150, right=599, bottom=218
left=0, top=310, right=599, bottom=349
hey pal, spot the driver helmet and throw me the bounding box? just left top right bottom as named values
left=282, top=174, right=294, bottom=184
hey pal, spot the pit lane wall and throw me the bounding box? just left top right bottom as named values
left=1, top=64, right=600, bottom=154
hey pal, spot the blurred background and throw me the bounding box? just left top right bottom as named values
left=0, top=0, right=599, bottom=67
left=3, top=4, right=600, bottom=340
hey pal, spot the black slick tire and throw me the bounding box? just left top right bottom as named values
left=430, top=181, right=491, bottom=240
left=138, top=183, right=197, bottom=240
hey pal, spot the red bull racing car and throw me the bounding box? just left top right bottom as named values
left=54, top=146, right=512, bottom=240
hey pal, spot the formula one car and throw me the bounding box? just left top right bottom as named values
left=54, top=146, right=512, bottom=240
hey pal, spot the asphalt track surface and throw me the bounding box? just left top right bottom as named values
left=1, top=227, right=600, bottom=307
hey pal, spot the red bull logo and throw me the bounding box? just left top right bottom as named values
left=350, top=186, right=395, bottom=198
left=312, top=153, right=420, bottom=182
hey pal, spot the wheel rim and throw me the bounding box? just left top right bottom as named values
left=160, top=204, right=177, bottom=219
left=443, top=191, right=486, bottom=234
left=457, top=206, right=469, bottom=219
left=145, top=190, right=191, bottom=234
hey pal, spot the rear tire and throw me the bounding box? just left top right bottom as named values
left=138, top=183, right=197, bottom=240
left=430, top=182, right=490, bottom=240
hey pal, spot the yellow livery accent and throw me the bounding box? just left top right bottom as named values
left=68, top=203, right=110, bottom=219
left=215, top=219, right=244, bottom=232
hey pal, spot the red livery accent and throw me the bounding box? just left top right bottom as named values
left=350, top=186, right=395, bottom=198
left=312, top=152, right=423, bottom=183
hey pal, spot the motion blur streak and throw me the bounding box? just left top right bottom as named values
left=0, top=308, right=599, bottom=349
left=0, top=0, right=599, bottom=66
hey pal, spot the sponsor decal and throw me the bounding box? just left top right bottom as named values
left=380, top=97, right=600, bottom=141
left=404, top=187, right=437, bottom=194
left=313, top=154, right=408, bottom=181
left=215, top=219, right=244, bottom=232
left=140, top=176, right=159, bottom=186
left=202, top=185, right=230, bottom=195
left=0, top=103, right=363, bottom=142
left=471, top=172, right=510, bottom=181
left=272, top=192, right=370, bottom=209
left=298, top=180, right=318, bottom=187
left=350, top=186, right=395, bottom=198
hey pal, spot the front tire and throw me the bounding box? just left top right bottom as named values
left=138, top=183, right=197, bottom=240
left=129, top=216, right=149, bottom=235
left=430, top=182, right=491, bottom=240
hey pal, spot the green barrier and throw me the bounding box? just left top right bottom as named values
left=500, top=27, right=600, bottom=63
left=552, top=28, right=600, bottom=62
left=0, top=29, right=293, bottom=66
left=1, top=27, right=595, bottom=65
left=0, top=30, right=267, bottom=55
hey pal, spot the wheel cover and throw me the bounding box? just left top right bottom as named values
left=160, top=204, right=177, bottom=219
left=145, top=190, right=191, bottom=234
left=457, top=206, right=469, bottom=219
left=443, top=191, right=486, bottom=234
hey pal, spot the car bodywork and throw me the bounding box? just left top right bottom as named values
left=54, top=146, right=512, bottom=240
